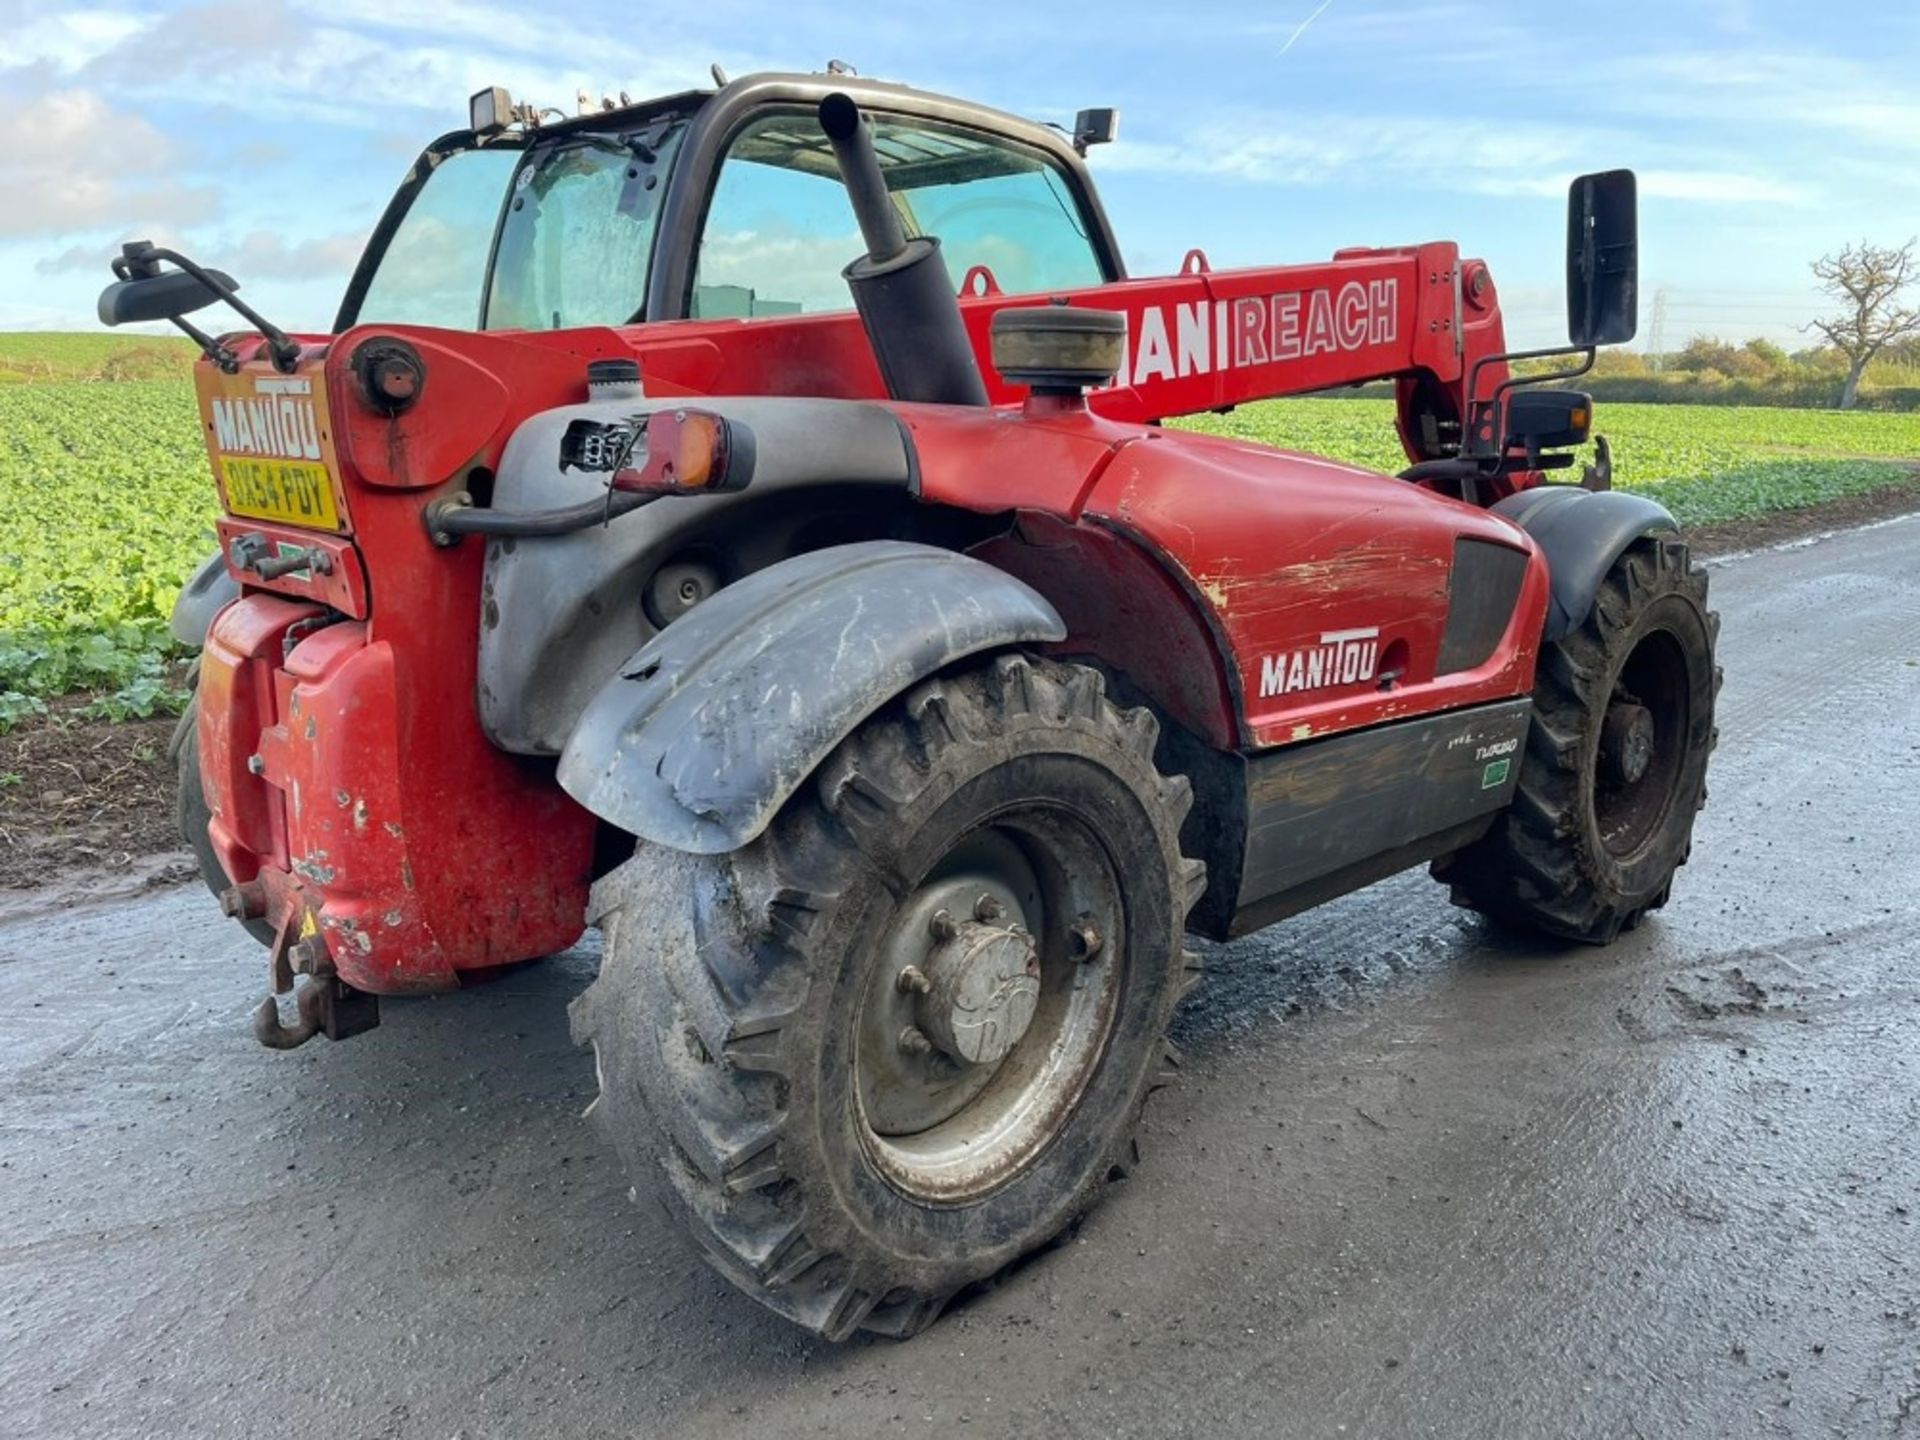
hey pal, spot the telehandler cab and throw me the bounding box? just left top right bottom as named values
left=102, top=69, right=1718, bottom=1339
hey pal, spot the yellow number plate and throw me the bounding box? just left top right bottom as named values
left=221, top=456, right=342, bottom=530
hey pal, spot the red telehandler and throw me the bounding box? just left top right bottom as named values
left=101, top=70, right=1718, bottom=1339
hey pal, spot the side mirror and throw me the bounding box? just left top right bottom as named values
left=97, top=267, right=238, bottom=327
left=1566, top=169, right=1636, bottom=347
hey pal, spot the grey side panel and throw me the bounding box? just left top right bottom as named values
left=1493, top=485, right=1675, bottom=642
left=556, top=541, right=1064, bottom=854
left=478, top=396, right=915, bottom=755
left=169, top=551, right=241, bottom=646
left=1226, top=698, right=1532, bottom=938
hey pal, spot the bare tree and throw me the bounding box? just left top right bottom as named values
left=1808, top=239, right=1920, bottom=409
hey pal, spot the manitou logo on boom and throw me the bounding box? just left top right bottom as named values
left=1259, top=626, right=1381, bottom=698
left=1123, top=279, right=1398, bottom=387
left=209, top=376, right=323, bottom=462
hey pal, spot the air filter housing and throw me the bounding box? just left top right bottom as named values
left=989, top=305, right=1126, bottom=393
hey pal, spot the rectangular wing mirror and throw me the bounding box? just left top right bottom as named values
left=96, top=267, right=237, bottom=327
left=1566, top=169, right=1637, bottom=347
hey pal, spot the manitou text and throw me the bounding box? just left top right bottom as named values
left=1259, top=626, right=1383, bottom=698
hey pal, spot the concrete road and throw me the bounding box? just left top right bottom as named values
left=3, top=516, right=1917, bottom=1440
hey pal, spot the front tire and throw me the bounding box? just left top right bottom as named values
left=572, top=655, right=1205, bottom=1339
left=1436, top=534, right=1720, bottom=942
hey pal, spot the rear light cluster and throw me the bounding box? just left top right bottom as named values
left=612, top=410, right=746, bottom=494
left=559, top=409, right=755, bottom=496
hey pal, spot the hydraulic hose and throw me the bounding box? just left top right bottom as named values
left=426, top=488, right=658, bottom=543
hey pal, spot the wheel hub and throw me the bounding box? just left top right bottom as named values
left=1599, top=700, right=1656, bottom=786
left=913, top=911, right=1040, bottom=1066
left=853, top=813, right=1127, bottom=1201
left=861, top=850, right=1045, bottom=1139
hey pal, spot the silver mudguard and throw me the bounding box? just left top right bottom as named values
left=1493, top=486, right=1677, bottom=641
left=170, top=550, right=240, bottom=646
left=477, top=396, right=919, bottom=756
left=556, top=540, right=1064, bottom=853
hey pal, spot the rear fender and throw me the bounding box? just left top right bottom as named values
left=170, top=549, right=241, bottom=646
left=1493, top=486, right=1676, bottom=641
left=480, top=396, right=919, bottom=755
left=556, top=540, right=1064, bottom=853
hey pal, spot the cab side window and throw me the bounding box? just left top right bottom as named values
left=355, top=148, right=519, bottom=329
left=691, top=112, right=1104, bottom=319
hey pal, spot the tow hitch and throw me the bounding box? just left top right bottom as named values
left=252, top=978, right=380, bottom=1049
left=230, top=882, right=381, bottom=1049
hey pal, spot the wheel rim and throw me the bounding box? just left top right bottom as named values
left=854, top=808, right=1125, bottom=1205
left=1594, top=626, right=1691, bottom=860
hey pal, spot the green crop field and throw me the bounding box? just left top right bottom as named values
left=0, top=379, right=214, bottom=727
left=0, top=331, right=196, bottom=385
left=1, top=372, right=1917, bottom=729
left=1176, top=400, right=1920, bottom=526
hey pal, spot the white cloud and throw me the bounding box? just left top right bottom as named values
left=227, top=228, right=371, bottom=278
left=1094, top=94, right=1816, bottom=213
left=0, top=87, right=217, bottom=238
left=1612, top=49, right=1920, bottom=158
left=1480, top=168, right=1809, bottom=207
left=2, top=7, right=146, bottom=68
left=61, top=0, right=754, bottom=129
left=1095, top=114, right=1612, bottom=192
left=1637, top=169, right=1809, bottom=206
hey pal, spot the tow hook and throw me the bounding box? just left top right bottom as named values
left=251, top=977, right=380, bottom=1049
left=252, top=919, right=380, bottom=1050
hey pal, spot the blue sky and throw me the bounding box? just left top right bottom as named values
left=3, top=0, right=1916, bottom=348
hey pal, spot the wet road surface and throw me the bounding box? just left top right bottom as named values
left=2, top=515, right=1917, bottom=1439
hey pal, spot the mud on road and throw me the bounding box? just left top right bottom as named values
left=2, top=514, right=1917, bottom=1439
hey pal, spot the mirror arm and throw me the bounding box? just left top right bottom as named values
left=122, top=243, right=303, bottom=374
left=171, top=315, right=241, bottom=374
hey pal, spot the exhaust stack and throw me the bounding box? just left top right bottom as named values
left=818, top=92, right=988, bottom=407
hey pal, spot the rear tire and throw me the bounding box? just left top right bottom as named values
left=571, top=655, right=1205, bottom=1340
left=1436, top=534, right=1720, bottom=942
left=171, top=685, right=274, bottom=947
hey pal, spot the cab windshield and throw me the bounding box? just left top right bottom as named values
left=347, top=121, right=684, bottom=332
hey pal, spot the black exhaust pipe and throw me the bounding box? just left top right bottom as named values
left=818, top=92, right=988, bottom=407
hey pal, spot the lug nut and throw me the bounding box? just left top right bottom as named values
left=928, top=908, right=958, bottom=942
left=897, top=1026, right=935, bottom=1056
left=973, top=894, right=1006, bottom=923
left=1068, top=916, right=1103, bottom=962
left=896, top=965, right=933, bottom=995
left=247, top=754, right=266, bottom=776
